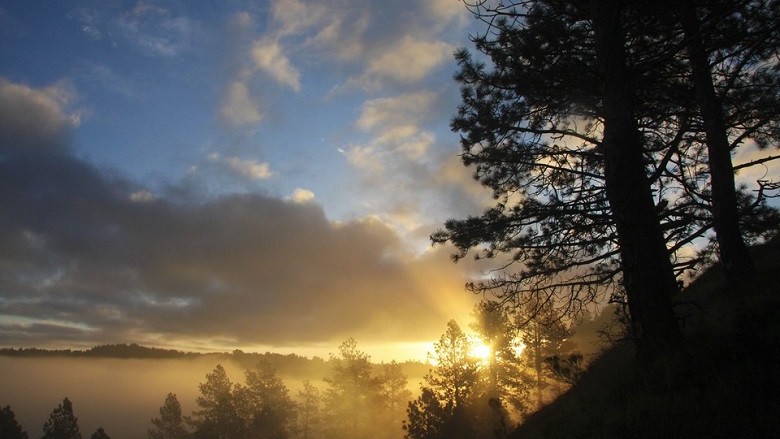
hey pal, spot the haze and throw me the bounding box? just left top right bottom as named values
left=1, top=354, right=431, bottom=439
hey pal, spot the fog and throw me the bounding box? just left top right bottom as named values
left=0, top=356, right=325, bottom=439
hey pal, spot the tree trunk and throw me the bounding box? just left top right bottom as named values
left=676, top=0, right=757, bottom=288
left=590, top=0, right=682, bottom=355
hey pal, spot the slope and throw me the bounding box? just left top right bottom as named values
left=511, top=237, right=780, bottom=438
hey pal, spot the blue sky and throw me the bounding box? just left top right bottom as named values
left=0, top=0, right=501, bottom=360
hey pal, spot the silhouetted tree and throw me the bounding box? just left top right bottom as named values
left=673, top=0, right=757, bottom=285
left=437, top=0, right=779, bottom=357
left=471, top=301, right=529, bottom=418
left=322, top=338, right=382, bottom=439
left=403, top=388, right=447, bottom=439
left=592, top=0, right=686, bottom=353
left=234, top=360, right=296, bottom=439
left=668, top=0, right=780, bottom=285
left=435, top=0, right=683, bottom=356
left=404, top=321, right=480, bottom=439
left=189, top=365, right=242, bottom=439
left=89, top=428, right=110, bottom=439
left=378, top=361, right=412, bottom=438
left=428, top=321, right=480, bottom=410
left=148, top=393, right=190, bottom=439
left=0, top=405, right=28, bottom=439
left=544, top=353, right=585, bottom=386
left=42, top=397, right=81, bottom=439
left=517, top=299, right=571, bottom=407
left=295, top=381, right=321, bottom=439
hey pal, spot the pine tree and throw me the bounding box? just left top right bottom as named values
left=234, top=360, right=296, bottom=439
left=0, top=405, right=28, bottom=439
left=471, top=301, right=529, bottom=418
left=516, top=300, right=571, bottom=408
left=404, top=321, right=480, bottom=439
left=436, top=0, right=779, bottom=358
left=322, top=338, right=382, bottom=439
left=378, top=361, right=412, bottom=438
left=148, top=393, right=189, bottom=439
left=89, top=428, right=110, bottom=439
left=403, top=388, right=447, bottom=439
left=42, top=397, right=81, bottom=439
left=295, top=381, right=321, bottom=439
left=189, top=365, right=242, bottom=439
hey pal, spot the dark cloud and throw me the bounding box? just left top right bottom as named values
left=0, top=78, right=478, bottom=351
left=0, top=79, right=77, bottom=153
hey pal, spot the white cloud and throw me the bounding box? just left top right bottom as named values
left=270, top=0, right=329, bottom=37
left=357, top=92, right=437, bottom=130
left=367, top=36, right=452, bottom=83
left=219, top=80, right=263, bottom=126
left=425, top=0, right=471, bottom=24
left=208, top=153, right=273, bottom=180
left=224, top=157, right=273, bottom=180
left=251, top=38, right=302, bottom=92
left=343, top=92, right=439, bottom=174
left=289, top=188, right=315, bottom=203
left=344, top=144, right=385, bottom=174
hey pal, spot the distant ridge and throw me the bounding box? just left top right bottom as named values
left=0, top=343, right=430, bottom=379
left=0, top=343, right=194, bottom=359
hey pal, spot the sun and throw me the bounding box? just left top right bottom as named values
left=469, top=340, right=492, bottom=362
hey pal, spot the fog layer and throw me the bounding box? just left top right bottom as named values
left=1, top=357, right=270, bottom=438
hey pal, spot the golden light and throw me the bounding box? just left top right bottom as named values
left=469, top=339, right=492, bottom=362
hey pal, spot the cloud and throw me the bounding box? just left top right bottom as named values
left=219, top=80, right=264, bottom=126
left=344, top=92, right=439, bottom=172
left=337, top=88, right=494, bottom=246
left=289, top=188, right=315, bottom=203
left=262, top=0, right=468, bottom=92
left=270, top=0, right=367, bottom=59
left=117, top=1, right=195, bottom=57
left=208, top=153, right=273, bottom=180
left=0, top=78, right=481, bottom=350
left=251, top=38, right=302, bottom=92
left=0, top=78, right=80, bottom=152
left=366, top=36, right=452, bottom=83
left=356, top=92, right=437, bottom=131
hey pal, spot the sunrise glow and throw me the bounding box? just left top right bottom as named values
left=470, top=340, right=492, bottom=362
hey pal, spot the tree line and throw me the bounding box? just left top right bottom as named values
left=1, top=303, right=601, bottom=439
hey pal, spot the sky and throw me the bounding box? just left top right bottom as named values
left=0, top=0, right=504, bottom=361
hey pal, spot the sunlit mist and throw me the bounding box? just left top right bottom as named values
left=469, top=339, right=492, bottom=362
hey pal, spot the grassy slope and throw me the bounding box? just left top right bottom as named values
left=511, top=238, right=780, bottom=438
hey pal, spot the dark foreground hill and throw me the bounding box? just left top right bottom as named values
left=512, top=237, right=780, bottom=438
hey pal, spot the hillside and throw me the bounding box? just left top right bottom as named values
left=512, top=237, right=780, bottom=438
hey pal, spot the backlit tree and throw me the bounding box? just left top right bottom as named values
left=148, top=393, right=189, bottom=439
left=322, top=338, right=382, bottom=439
left=295, top=381, right=321, bottom=439
left=404, top=320, right=481, bottom=439
left=234, top=360, right=296, bottom=438
left=189, top=364, right=242, bottom=439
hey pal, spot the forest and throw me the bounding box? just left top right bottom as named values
left=0, top=305, right=607, bottom=439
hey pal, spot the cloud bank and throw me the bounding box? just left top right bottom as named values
left=0, top=78, right=479, bottom=353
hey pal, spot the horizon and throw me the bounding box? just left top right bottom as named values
left=0, top=340, right=441, bottom=363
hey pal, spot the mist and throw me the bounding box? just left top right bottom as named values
left=0, top=357, right=306, bottom=438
